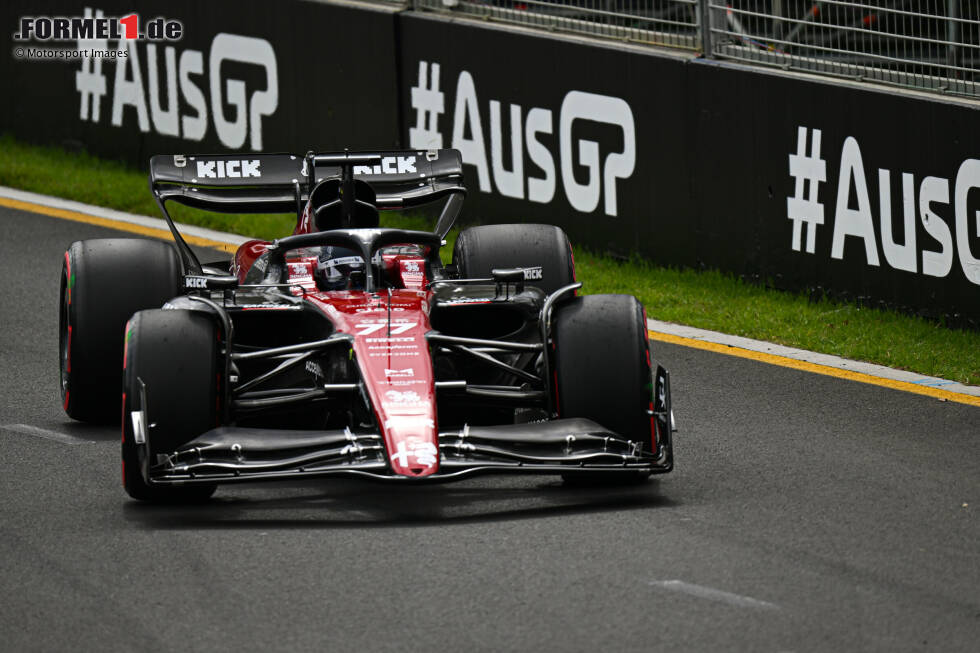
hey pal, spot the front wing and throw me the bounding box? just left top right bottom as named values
left=144, top=418, right=670, bottom=486
left=141, top=369, right=675, bottom=486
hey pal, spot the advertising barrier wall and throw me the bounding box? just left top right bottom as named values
left=690, top=59, right=980, bottom=323
left=3, top=3, right=978, bottom=322
left=398, top=14, right=695, bottom=266
left=398, top=13, right=980, bottom=324
left=1, top=0, right=402, bottom=166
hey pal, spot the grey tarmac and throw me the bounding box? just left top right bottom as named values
left=1, top=205, right=977, bottom=652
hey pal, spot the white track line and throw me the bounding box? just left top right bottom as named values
left=2, top=424, right=96, bottom=445
left=649, top=580, right=780, bottom=610
left=647, top=318, right=980, bottom=398
left=0, top=184, right=248, bottom=246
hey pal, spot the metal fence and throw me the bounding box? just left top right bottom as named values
left=406, top=0, right=980, bottom=99
left=412, top=0, right=701, bottom=50
left=706, top=1, right=980, bottom=97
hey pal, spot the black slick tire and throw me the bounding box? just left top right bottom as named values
left=60, top=238, right=181, bottom=423
left=453, top=224, right=575, bottom=295
left=553, top=294, right=655, bottom=484
left=121, top=309, right=218, bottom=502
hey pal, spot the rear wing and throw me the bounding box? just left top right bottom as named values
left=149, top=149, right=465, bottom=213
left=148, top=149, right=466, bottom=272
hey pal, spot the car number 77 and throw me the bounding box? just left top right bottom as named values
left=354, top=322, right=416, bottom=335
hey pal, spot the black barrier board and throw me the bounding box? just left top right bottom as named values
left=690, top=58, right=980, bottom=324
left=397, top=13, right=980, bottom=323
left=396, top=12, right=697, bottom=267
left=3, top=4, right=979, bottom=321
left=1, top=0, right=402, bottom=167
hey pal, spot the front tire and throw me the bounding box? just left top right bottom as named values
left=61, top=239, right=181, bottom=423
left=553, top=294, right=655, bottom=484
left=122, top=309, right=218, bottom=502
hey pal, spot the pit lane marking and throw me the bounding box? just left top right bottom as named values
left=2, top=424, right=96, bottom=445
left=647, top=326, right=980, bottom=409
left=649, top=580, right=780, bottom=611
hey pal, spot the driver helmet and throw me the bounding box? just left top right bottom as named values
left=315, top=245, right=365, bottom=291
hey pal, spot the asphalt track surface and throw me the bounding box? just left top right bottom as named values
left=1, top=205, right=977, bottom=652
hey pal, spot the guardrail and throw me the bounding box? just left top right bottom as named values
left=406, top=0, right=980, bottom=99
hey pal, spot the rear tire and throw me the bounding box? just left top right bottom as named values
left=61, top=239, right=181, bottom=423
left=122, top=309, right=218, bottom=502
left=453, top=224, right=575, bottom=295
left=553, top=294, right=654, bottom=484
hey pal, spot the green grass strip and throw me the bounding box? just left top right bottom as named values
left=2, top=133, right=978, bottom=385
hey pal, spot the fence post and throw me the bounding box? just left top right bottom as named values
left=947, top=0, right=960, bottom=76
left=699, top=0, right=714, bottom=58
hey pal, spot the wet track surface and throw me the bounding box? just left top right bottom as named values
left=1, top=205, right=978, bottom=652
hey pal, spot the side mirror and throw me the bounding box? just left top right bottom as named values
left=491, top=268, right=525, bottom=298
